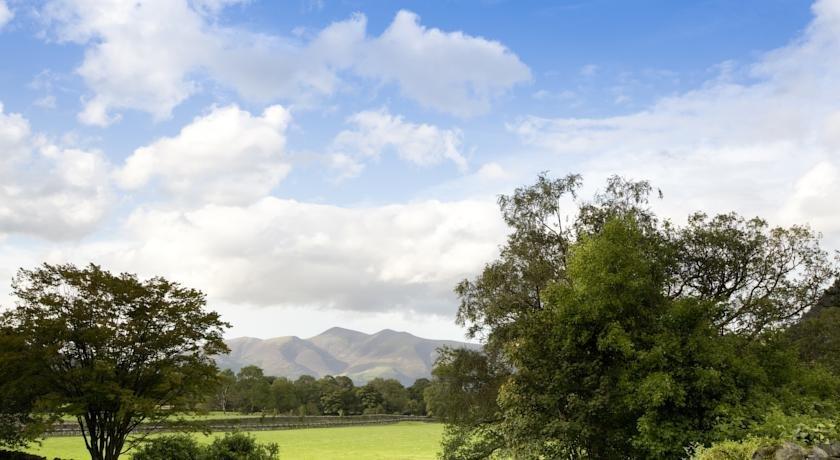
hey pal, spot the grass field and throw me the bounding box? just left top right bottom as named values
left=26, top=422, right=443, bottom=459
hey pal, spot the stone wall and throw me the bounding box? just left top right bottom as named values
left=753, top=441, right=840, bottom=460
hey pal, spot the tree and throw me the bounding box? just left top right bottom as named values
left=356, top=385, right=385, bottom=414
left=788, top=279, right=840, bottom=374
left=670, top=212, right=834, bottom=336
left=0, top=327, right=51, bottom=450
left=214, top=369, right=237, bottom=413
left=365, top=378, right=409, bottom=415
left=406, top=378, right=431, bottom=415
left=293, top=375, right=321, bottom=415
left=235, top=366, right=272, bottom=413
left=0, top=263, right=229, bottom=460
left=425, top=348, right=509, bottom=459
left=270, top=377, right=300, bottom=414
left=318, top=376, right=359, bottom=416
left=457, top=174, right=834, bottom=350
left=499, top=216, right=795, bottom=457
left=443, top=174, right=837, bottom=459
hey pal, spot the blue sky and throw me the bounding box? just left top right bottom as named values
left=0, top=0, right=838, bottom=340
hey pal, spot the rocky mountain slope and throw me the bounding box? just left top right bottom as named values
left=215, top=327, right=479, bottom=385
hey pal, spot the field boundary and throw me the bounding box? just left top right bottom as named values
left=45, top=415, right=436, bottom=437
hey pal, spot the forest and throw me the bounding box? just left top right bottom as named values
left=207, top=366, right=430, bottom=416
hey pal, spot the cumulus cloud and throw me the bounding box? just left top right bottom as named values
left=356, top=10, right=531, bottom=116
left=61, top=198, right=505, bottom=315
left=0, top=0, right=12, bottom=29
left=40, top=1, right=530, bottom=124
left=780, top=161, right=840, bottom=246
left=328, top=109, right=467, bottom=179
left=42, top=0, right=213, bottom=125
left=0, top=103, right=110, bottom=240
left=508, top=0, right=840, bottom=247
left=116, top=105, right=291, bottom=205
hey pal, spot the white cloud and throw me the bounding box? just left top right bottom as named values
left=117, top=105, right=291, bottom=205
left=356, top=10, right=531, bottom=116
left=0, top=103, right=110, bottom=240
left=207, top=13, right=367, bottom=106
left=42, top=0, right=214, bottom=125
left=508, top=0, right=840, bottom=249
left=40, top=2, right=530, bottom=124
left=476, top=162, right=509, bottom=181
left=57, top=197, right=505, bottom=315
left=326, top=153, right=364, bottom=182
left=328, top=109, right=467, bottom=179
left=0, top=0, right=13, bottom=29
left=780, top=161, right=840, bottom=247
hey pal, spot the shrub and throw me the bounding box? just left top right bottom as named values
left=131, top=435, right=203, bottom=460
left=690, top=438, right=777, bottom=460
left=749, top=410, right=840, bottom=445
left=202, top=432, right=278, bottom=460
left=131, top=433, right=278, bottom=460
left=0, top=450, right=46, bottom=460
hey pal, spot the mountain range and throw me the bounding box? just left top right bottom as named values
left=215, top=327, right=479, bottom=385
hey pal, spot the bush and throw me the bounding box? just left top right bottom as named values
left=0, top=450, right=46, bottom=460
left=690, top=438, right=777, bottom=460
left=202, top=432, right=278, bottom=460
left=131, top=434, right=203, bottom=460
left=749, top=410, right=840, bottom=446
left=131, top=433, right=278, bottom=460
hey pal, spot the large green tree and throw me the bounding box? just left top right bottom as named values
left=0, top=263, right=229, bottom=460
left=444, top=174, right=837, bottom=459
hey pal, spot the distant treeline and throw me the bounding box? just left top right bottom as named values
left=209, top=366, right=430, bottom=416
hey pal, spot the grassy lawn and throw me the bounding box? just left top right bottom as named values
left=27, top=422, right=443, bottom=459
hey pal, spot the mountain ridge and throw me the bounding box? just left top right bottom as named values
left=215, top=327, right=479, bottom=385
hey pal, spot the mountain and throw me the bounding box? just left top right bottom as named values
left=215, top=327, right=479, bottom=385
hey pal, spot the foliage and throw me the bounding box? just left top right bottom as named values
left=0, top=263, right=230, bottom=460
left=0, top=329, right=52, bottom=450
left=363, top=378, right=408, bottom=415
left=234, top=367, right=272, bottom=414
left=318, top=376, right=360, bottom=416
left=441, top=174, right=838, bottom=459
left=269, top=378, right=299, bottom=414
left=787, top=279, right=840, bottom=374
left=689, top=437, right=777, bottom=460
left=131, top=432, right=279, bottom=460
left=425, top=348, right=508, bottom=458
left=437, top=424, right=506, bottom=460
left=131, top=434, right=203, bottom=460
left=424, top=348, right=507, bottom=426
left=204, top=365, right=430, bottom=417
left=670, top=212, right=835, bottom=336
left=202, top=432, right=278, bottom=460
left=455, top=173, right=581, bottom=354
left=0, top=450, right=48, bottom=460
left=748, top=410, right=840, bottom=446
left=214, top=370, right=237, bottom=414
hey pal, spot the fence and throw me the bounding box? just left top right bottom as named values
left=46, top=415, right=435, bottom=437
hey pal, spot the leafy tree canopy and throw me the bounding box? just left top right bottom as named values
left=442, top=174, right=838, bottom=459
left=0, top=263, right=229, bottom=460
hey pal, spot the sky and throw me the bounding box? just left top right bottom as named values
left=0, top=0, right=838, bottom=341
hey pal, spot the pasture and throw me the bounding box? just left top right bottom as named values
left=26, top=421, right=443, bottom=459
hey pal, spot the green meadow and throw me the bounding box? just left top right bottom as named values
left=27, top=422, right=443, bottom=460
